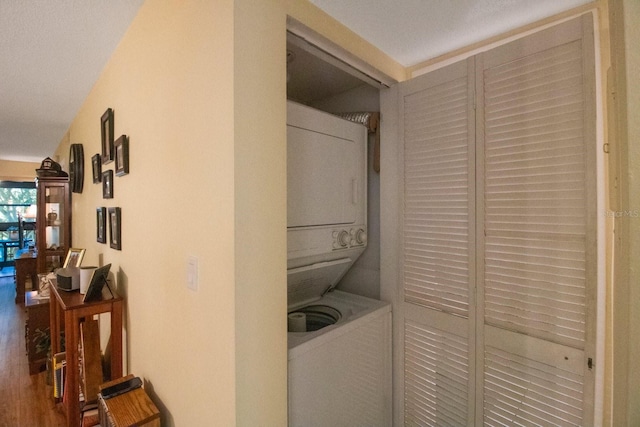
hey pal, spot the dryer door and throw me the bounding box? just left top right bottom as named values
left=287, top=101, right=367, bottom=229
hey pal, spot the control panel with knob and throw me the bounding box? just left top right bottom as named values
left=332, top=227, right=367, bottom=250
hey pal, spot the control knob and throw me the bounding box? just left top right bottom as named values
left=356, top=228, right=367, bottom=245
left=337, top=230, right=350, bottom=247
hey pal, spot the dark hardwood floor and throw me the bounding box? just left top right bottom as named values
left=0, top=269, right=66, bottom=427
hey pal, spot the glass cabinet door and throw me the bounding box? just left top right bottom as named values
left=44, top=186, right=65, bottom=269
left=37, top=177, right=70, bottom=273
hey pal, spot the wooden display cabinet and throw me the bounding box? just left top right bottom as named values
left=35, top=177, right=71, bottom=273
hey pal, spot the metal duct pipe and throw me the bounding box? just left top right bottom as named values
left=335, top=112, right=380, bottom=173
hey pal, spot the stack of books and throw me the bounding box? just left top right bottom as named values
left=52, top=352, right=66, bottom=399
left=81, top=402, right=100, bottom=427
left=97, top=392, right=117, bottom=427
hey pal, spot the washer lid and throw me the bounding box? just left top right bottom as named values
left=287, top=258, right=352, bottom=307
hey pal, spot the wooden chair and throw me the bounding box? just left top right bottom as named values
left=14, top=255, right=38, bottom=304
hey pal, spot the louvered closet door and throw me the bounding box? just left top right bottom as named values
left=476, top=15, right=596, bottom=426
left=395, top=14, right=597, bottom=426
left=399, top=58, right=476, bottom=426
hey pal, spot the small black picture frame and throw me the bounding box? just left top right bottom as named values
left=114, top=135, right=129, bottom=176
left=92, top=154, right=102, bottom=183
left=102, top=170, right=113, bottom=199
left=101, top=108, right=114, bottom=164
left=97, top=207, right=106, bottom=243
left=109, top=207, right=121, bottom=250
left=83, top=263, right=112, bottom=302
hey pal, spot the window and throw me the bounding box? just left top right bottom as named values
left=0, top=181, right=37, bottom=267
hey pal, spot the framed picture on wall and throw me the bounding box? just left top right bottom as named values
left=102, top=170, right=113, bottom=199
left=97, top=207, right=106, bottom=243
left=108, top=207, right=121, bottom=250
left=101, top=108, right=114, bottom=164
left=92, top=154, right=102, bottom=183
left=114, top=135, right=129, bottom=176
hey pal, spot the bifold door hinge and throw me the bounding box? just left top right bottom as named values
left=588, top=357, right=594, bottom=370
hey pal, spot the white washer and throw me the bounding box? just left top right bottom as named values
left=287, top=263, right=392, bottom=427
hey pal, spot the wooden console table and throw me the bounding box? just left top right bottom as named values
left=50, top=283, right=123, bottom=427
left=15, top=255, right=37, bottom=304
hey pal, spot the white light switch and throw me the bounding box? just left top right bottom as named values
left=187, top=256, right=198, bottom=291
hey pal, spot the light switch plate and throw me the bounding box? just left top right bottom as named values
left=187, top=256, right=198, bottom=291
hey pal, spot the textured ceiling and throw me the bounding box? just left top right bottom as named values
left=0, top=0, right=143, bottom=163
left=309, top=0, right=592, bottom=67
left=2, top=1, right=591, bottom=163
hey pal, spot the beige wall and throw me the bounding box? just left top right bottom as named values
left=614, top=0, right=640, bottom=424
left=0, top=159, right=39, bottom=181
left=624, top=0, right=640, bottom=421
left=234, top=0, right=287, bottom=425
left=56, top=1, right=241, bottom=425
left=605, top=0, right=640, bottom=425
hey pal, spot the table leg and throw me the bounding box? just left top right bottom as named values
left=65, top=310, right=80, bottom=427
left=49, top=296, right=60, bottom=358
left=110, top=300, right=123, bottom=379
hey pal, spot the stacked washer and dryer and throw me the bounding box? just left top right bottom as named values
left=286, top=101, right=392, bottom=427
